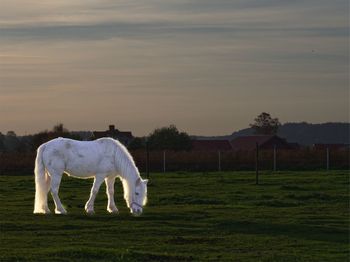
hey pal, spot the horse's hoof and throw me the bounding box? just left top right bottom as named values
left=107, top=207, right=119, bottom=214
left=86, top=210, right=95, bottom=215
left=33, top=209, right=51, bottom=215
left=55, top=209, right=67, bottom=215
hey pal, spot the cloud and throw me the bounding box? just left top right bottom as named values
left=0, top=1, right=347, bottom=31
left=0, top=0, right=348, bottom=135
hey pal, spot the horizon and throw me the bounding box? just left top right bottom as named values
left=2, top=120, right=349, bottom=137
left=1, top=1, right=349, bottom=136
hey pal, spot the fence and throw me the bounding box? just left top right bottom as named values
left=132, top=148, right=349, bottom=172
left=0, top=148, right=348, bottom=175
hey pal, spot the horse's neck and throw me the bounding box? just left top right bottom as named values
left=115, top=143, right=139, bottom=180
left=119, top=162, right=140, bottom=182
left=114, top=142, right=141, bottom=206
left=122, top=173, right=139, bottom=207
left=118, top=163, right=141, bottom=187
left=123, top=171, right=138, bottom=184
left=119, top=163, right=141, bottom=207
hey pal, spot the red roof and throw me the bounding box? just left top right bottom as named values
left=93, top=125, right=133, bottom=140
left=93, top=131, right=133, bottom=139
left=192, top=140, right=232, bottom=151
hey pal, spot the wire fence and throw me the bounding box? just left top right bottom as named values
left=2, top=148, right=348, bottom=175
left=132, top=148, right=349, bottom=172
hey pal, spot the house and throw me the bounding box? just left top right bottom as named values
left=71, top=131, right=94, bottom=141
left=191, top=140, right=233, bottom=151
left=230, top=135, right=296, bottom=151
left=93, top=125, right=133, bottom=146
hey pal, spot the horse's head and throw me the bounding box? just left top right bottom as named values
left=130, top=178, right=148, bottom=216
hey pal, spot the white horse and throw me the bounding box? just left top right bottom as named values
left=33, top=137, right=148, bottom=216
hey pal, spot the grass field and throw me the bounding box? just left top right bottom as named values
left=0, top=171, right=349, bottom=261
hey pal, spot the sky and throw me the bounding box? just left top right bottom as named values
left=0, top=0, right=349, bottom=136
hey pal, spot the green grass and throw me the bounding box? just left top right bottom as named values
left=0, top=171, right=349, bottom=261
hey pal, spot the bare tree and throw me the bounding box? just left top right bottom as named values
left=250, top=112, right=281, bottom=135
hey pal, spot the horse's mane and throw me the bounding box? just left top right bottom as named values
left=110, top=138, right=142, bottom=207
left=111, top=138, right=138, bottom=176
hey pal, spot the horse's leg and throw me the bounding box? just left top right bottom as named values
left=85, top=174, right=105, bottom=214
left=50, top=171, right=67, bottom=215
left=105, top=176, right=118, bottom=214
left=45, top=171, right=51, bottom=193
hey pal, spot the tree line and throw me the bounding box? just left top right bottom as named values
left=0, top=124, right=81, bottom=153
left=0, top=112, right=280, bottom=153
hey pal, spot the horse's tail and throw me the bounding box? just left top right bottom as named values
left=34, top=144, right=50, bottom=214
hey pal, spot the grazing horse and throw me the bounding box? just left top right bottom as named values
left=33, top=137, right=148, bottom=216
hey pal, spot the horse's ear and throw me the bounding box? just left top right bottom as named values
left=143, top=179, right=149, bottom=185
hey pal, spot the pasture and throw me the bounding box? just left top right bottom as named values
left=0, top=171, right=349, bottom=261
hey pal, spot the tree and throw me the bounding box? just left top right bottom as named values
left=128, top=137, right=146, bottom=150
left=0, top=132, right=5, bottom=152
left=147, top=125, right=192, bottom=151
left=250, top=112, right=281, bottom=135
left=6, top=131, right=16, bottom=137
left=53, top=123, right=68, bottom=134
left=31, top=123, right=81, bottom=150
left=3, top=131, right=20, bottom=152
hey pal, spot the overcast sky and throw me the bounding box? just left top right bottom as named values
left=0, top=0, right=348, bottom=136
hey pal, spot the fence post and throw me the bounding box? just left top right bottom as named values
left=326, top=147, right=329, bottom=171
left=256, top=142, right=259, bottom=185
left=146, top=140, right=150, bottom=179
left=273, top=144, right=277, bottom=172
left=218, top=151, right=221, bottom=172
left=163, top=150, right=166, bottom=173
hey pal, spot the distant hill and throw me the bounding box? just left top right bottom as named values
left=193, top=122, right=350, bottom=146
left=277, top=122, right=350, bottom=145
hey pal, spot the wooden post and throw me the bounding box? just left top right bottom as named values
left=163, top=150, right=166, bottom=173
left=326, top=147, right=329, bottom=171
left=146, top=139, right=150, bottom=179
left=256, top=142, right=259, bottom=185
left=218, top=151, right=221, bottom=172
left=273, top=144, right=277, bottom=172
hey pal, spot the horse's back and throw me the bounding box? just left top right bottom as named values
left=42, top=137, right=115, bottom=151
left=41, top=137, right=118, bottom=177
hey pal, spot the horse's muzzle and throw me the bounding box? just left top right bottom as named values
left=131, top=208, right=143, bottom=216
